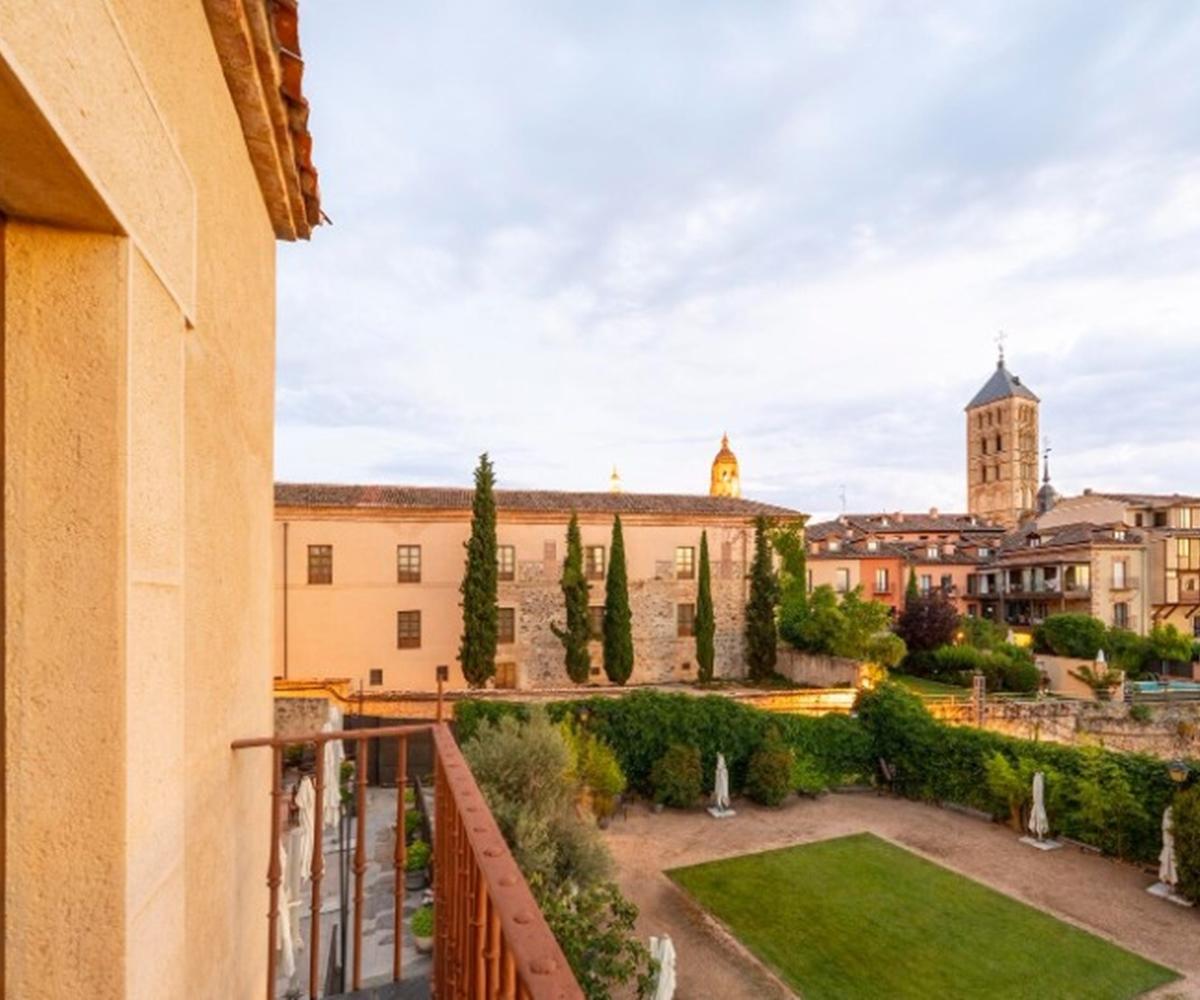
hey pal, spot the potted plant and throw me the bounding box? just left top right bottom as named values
left=405, top=838, right=431, bottom=890
left=404, top=808, right=423, bottom=843
left=410, top=904, right=434, bottom=954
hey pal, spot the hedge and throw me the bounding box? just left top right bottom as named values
left=856, top=684, right=1192, bottom=864
left=454, top=691, right=873, bottom=795
left=455, top=686, right=1197, bottom=873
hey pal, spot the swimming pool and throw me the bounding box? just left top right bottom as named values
left=1133, top=679, right=1200, bottom=695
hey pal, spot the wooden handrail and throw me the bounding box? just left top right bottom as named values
left=230, top=722, right=432, bottom=750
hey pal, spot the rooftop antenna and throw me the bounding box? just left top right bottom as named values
left=995, top=330, right=1007, bottom=366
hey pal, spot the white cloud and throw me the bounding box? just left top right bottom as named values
left=277, top=2, right=1200, bottom=514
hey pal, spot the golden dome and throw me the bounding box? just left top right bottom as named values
left=710, top=433, right=741, bottom=498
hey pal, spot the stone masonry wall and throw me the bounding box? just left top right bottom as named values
left=930, top=697, right=1200, bottom=760
left=503, top=556, right=748, bottom=688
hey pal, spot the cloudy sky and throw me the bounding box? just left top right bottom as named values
left=277, top=2, right=1200, bottom=518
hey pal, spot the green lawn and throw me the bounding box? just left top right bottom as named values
left=891, top=673, right=970, bottom=696
left=669, top=834, right=1177, bottom=1000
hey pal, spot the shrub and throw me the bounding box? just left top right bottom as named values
left=410, top=904, right=434, bottom=938
left=1129, top=703, right=1152, bottom=724
left=959, top=616, right=1007, bottom=651
left=1034, top=614, right=1106, bottom=659
left=996, top=649, right=1039, bottom=693
left=745, top=730, right=794, bottom=806
left=1072, top=748, right=1147, bottom=858
left=895, top=591, right=960, bottom=653
left=461, top=709, right=650, bottom=997
left=650, top=744, right=702, bottom=808
left=791, top=755, right=829, bottom=796
left=406, top=839, right=430, bottom=872
left=1174, top=785, right=1200, bottom=904
left=561, top=723, right=627, bottom=820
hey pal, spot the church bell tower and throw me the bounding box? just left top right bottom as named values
left=965, top=342, right=1040, bottom=528
left=710, top=434, right=741, bottom=498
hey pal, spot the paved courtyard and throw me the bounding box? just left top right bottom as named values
left=276, top=785, right=431, bottom=998
left=604, top=792, right=1200, bottom=1000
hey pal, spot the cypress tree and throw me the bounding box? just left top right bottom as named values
left=458, top=453, right=498, bottom=688
left=906, top=566, right=920, bottom=605
left=602, top=515, right=634, bottom=685
left=695, top=530, right=715, bottom=683
left=551, top=512, right=591, bottom=684
left=745, top=515, right=778, bottom=681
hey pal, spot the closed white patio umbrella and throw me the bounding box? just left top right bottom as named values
left=649, top=934, right=677, bottom=1000
left=277, top=837, right=297, bottom=981
left=713, top=753, right=731, bottom=813
left=1159, top=807, right=1177, bottom=888
left=321, top=722, right=345, bottom=829
left=1028, top=771, right=1049, bottom=841
left=295, top=775, right=316, bottom=877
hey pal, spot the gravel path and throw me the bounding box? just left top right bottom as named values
left=604, top=792, right=1200, bottom=999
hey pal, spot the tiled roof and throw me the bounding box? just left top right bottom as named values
left=807, top=512, right=1002, bottom=539
left=275, top=483, right=803, bottom=518
left=204, top=0, right=321, bottom=239
left=1090, top=492, right=1200, bottom=506
left=966, top=361, right=1039, bottom=409
left=808, top=538, right=995, bottom=565
left=998, top=521, right=1141, bottom=553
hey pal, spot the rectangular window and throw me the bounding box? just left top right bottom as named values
left=498, top=607, right=515, bottom=644
left=675, top=546, right=696, bottom=580
left=920, top=574, right=933, bottom=595
left=396, top=544, right=421, bottom=583
left=1113, top=602, right=1129, bottom=628
left=1113, top=560, right=1127, bottom=588
left=1154, top=511, right=1168, bottom=527
left=941, top=574, right=954, bottom=592
left=873, top=568, right=889, bottom=593
left=588, top=606, right=605, bottom=640
left=369, top=669, right=383, bottom=686
left=926, top=545, right=938, bottom=559
left=585, top=545, right=606, bottom=580
left=1180, top=508, right=1193, bottom=529
left=677, top=603, right=696, bottom=637
left=307, top=544, right=332, bottom=584
left=835, top=568, right=850, bottom=593
left=497, top=544, right=516, bottom=582
left=1194, top=618, right=1200, bottom=639
left=396, top=610, right=421, bottom=649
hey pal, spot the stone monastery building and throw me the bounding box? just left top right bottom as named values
left=275, top=438, right=804, bottom=691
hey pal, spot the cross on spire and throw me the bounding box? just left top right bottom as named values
left=995, top=330, right=1008, bottom=366
left=1042, top=436, right=1052, bottom=483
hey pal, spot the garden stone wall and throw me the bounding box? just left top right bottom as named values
left=775, top=648, right=864, bottom=688
left=930, top=698, right=1200, bottom=761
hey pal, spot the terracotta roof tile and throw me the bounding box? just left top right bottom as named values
left=275, top=482, right=804, bottom=519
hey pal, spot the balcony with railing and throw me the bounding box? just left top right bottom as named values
left=232, top=722, right=582, bottom=1000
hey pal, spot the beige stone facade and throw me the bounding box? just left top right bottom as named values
left=2, top=3, right=318, bottom=997
left=275, top=487, right=803, bottom=691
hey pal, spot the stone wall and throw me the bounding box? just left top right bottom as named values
left=775, top=648, right=864, bottom=688
left=275, top=696, right=335, bottom=739
left=930, top=697, right=1200, bottom=760
left=510, top=556, right=748, bottom=688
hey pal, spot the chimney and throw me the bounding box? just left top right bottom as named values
left=1083, top=488, right=1093, bottom=496
left=894, top=511, right=905, bottom=524
left=929, top=507, right=940, bottom=518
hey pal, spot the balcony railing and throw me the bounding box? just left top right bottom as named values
left=232, top=722, right=581, bottom=1000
